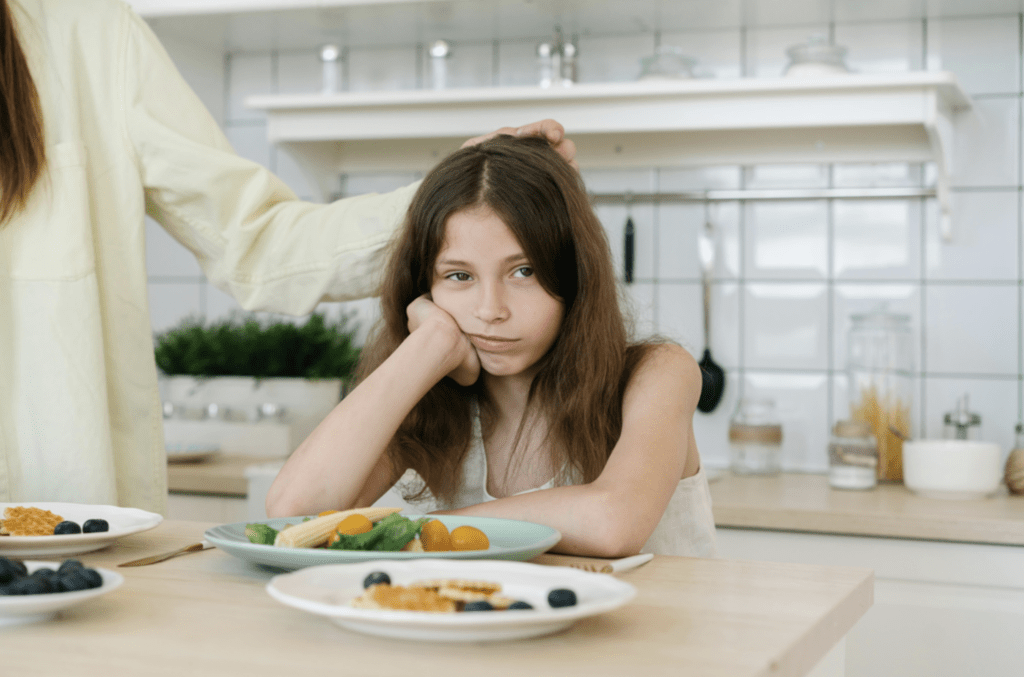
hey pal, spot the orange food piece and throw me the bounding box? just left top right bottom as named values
left=325, top=513, right=373, bottom=547
left=420, top=519, right=453, bottom=552
left=318, top=509, right=340, bottom=517
left=450, top=525, right=489, bottom=551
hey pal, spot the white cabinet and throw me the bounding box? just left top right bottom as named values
left=717, top=528, right=1024, bottom=677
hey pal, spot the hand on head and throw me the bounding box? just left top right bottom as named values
left=462, top=119, right=578, bottom=170
left=406, top=294, right=481, bottom=386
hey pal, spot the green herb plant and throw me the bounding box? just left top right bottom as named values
left=154, top=312, right=360, bottom=381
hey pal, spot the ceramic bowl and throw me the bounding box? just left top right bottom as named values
left=902, top=440, right=1002, bottom=499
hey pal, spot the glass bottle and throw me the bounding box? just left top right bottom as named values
left=828, top=420, right=878, bottom=490
left=846, top=311, right=914, bottom=482
left=729, top=398, right=783, bottom=475
left=943, top=394, right=981, bottom=440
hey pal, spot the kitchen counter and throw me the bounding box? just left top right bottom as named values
left=709, top=471, right=1024, bottom=546
left=5, top=520, right=872, bottom=677
left=167, top=454, right=274, bottom=496
left=171, top=457, right=1024, bottom=546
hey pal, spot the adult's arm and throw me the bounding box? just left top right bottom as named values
left=122, top=9, right=573, bottom=312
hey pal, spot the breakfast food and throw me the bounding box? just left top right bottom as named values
left=547, top=588, right=577, bottom=608
left=0, top=557, right=104, bottom=595
left=82, top=519, right=110, bottom=533
left=351, top=573, right=510, bottom=612
left=351, top=583, right=457, bottom=613
left=0, top=506, right=65, bottom=536
left=0, top=507, right=113, bottom=537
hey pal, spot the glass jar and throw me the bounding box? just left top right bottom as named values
left=847, top=311, right=914, bottom=482
left=638, top=46, right=698, bottom=81
left=828, top=420, right=878, bottom=490
left=729, top=398, right=783, bottom=475
left=783, top=35, right=850, bottom=77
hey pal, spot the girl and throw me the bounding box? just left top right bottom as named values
left=266, top=135, right=716, bottom=558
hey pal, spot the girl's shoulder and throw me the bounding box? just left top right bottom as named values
left=623, top=342, right=702, bottom=408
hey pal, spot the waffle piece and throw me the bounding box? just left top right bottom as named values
left=412, top=578, right=502, bottom=596
left=0, top=506, right=65, bottom=536
left=350, top=584, right=456, bottom=613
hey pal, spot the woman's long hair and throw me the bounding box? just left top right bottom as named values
left=0, top=0, right=45, bottom=227
left=357, top=135, right=655, bottom=502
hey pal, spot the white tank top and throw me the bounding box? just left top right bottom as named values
left=404, top=411, right=718, bottom=558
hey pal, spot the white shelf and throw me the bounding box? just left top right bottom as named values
left=247, top=72, right=970, bottom=239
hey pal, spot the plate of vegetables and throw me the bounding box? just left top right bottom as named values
left=203, top=508, right=561, bottom=571
left=266, top=558, right=636, bottom=641
left=0, top=503, right=163, bottom=557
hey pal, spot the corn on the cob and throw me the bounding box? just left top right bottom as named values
left=274, top=506, right=402, bottom=548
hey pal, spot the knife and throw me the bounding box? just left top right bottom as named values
left=118, top=540, right=214, bottom=567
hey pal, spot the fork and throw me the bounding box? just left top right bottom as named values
left=568, top=553, right=654, bottom=574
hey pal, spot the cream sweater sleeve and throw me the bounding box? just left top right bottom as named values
left=120, top=7, right=417, bottom=313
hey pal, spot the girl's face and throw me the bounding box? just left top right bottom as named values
left=431, top=205, right=564, bottom=379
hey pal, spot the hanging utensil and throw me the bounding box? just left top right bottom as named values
left=697, top=200, right=725, bottom=413
left=624, top=216, right=635, bottom=283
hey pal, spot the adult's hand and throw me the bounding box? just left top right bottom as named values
left=406, top=295, right=481, bottom=386
left=462, top=119, right=578, bottom=170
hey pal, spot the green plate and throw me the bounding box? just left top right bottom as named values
left=204, top=514, right=562, bottom=571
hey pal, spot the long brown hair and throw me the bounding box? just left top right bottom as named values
left=0, top=0, right=45, bottom=227
left=357, top=135, right=657, bottom=502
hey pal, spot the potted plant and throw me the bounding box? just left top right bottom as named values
left=155, top=312, right=361, bottom=456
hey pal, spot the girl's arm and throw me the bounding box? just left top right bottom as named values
left=435, top=343, right=702, bottom=558
left=265, top=301, right=473, bottom=517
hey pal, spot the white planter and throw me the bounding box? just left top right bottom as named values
left=159, top=376, right=343, bottom=457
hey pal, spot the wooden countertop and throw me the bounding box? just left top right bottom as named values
left=170, top=457, right=1024, bottom=546
left=167, top=454, right=278, bottom=496
left=709, top=471, right=1024, bottom=546
left=4, top=520, right=872, bottom=677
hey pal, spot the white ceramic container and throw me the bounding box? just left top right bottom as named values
left=902, top=440, right=1003, bottom=499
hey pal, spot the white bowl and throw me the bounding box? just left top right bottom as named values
left=902, top=440, right=1003, bottom=499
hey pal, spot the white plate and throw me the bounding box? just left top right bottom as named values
left=205, top=514, right=561, bottom=571
left=166, top=443, right=221, bottom=464
left=0, top=561, right=123, bottom=627
left=267, top=559, right=636, bottom=642
left=0, top=503, right=163, bottom=557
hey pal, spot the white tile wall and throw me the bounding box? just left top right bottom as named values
left=147, top=11, right=1024, bottom=471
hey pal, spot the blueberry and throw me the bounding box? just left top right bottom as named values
left=547, top=588, right=577, bottom=608
left=4, top=576, right=51, bottom=595
left=82, top=519, right=109, bottom=533
left=462, top=600, right=494, bottom=612
left=0, top=557, right=27, bottom=585
left=57, top=560, right=84, bottom=575
left=508, top=601, right=534, bottom=610
left=362, top=571, right=390, bottom=588
left=53, top=521, right=81, bottom=535
left=77, top=568, right=103, bottom=589
left=29, top=569, right=59, bottom=591
left=58, top=571, right=92, bottom=593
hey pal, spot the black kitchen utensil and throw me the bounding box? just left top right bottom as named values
left=697, top=208, right=725, bottom=413
left=624, top=216, right=635, bottom=283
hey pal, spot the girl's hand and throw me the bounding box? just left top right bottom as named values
left=406, top=295, right=481, bottom=386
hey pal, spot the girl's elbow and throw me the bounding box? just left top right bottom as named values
left=582, top=498, right=650, bottom=558
left=265, top=483, right=301, bottom=518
